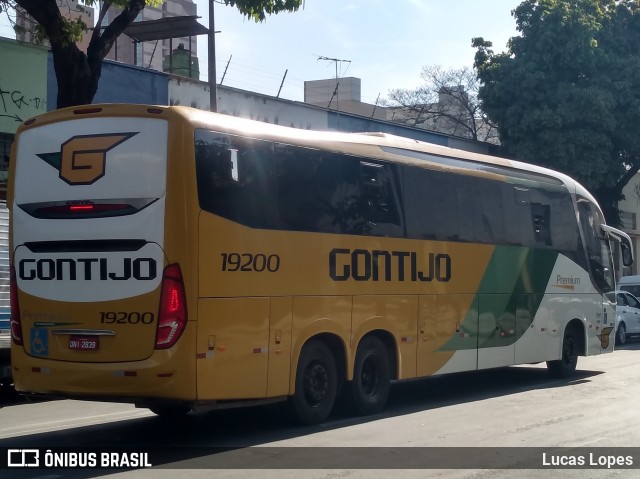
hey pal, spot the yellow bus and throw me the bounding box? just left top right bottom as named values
left=8, top=104, right=632, bottom=425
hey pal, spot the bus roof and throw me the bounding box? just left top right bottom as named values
left=17, top=103, right=600, bottom=211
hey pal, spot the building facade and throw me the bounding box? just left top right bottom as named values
left=303, top=77, right=386, bottom=120
left=618, top=176, right=640, bottom=275
left=16, top=0, right=95, bottom=53
left=0, top=38, right=48, bottom=196
left=16, top=1, right=198, bottom=77
left=104, top=0, right=198, bottom=75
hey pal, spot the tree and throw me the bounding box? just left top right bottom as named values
left=0, top=0, right=303, bottom=109
left=385, top=65, right=499, bottom=143
left=473, top=0, right=640, bottom=223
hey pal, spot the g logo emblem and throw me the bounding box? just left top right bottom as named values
left=37, top=132, right=138, bottom=185
left=599, top=326, right=614, bottom=349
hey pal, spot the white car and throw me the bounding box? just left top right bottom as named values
left=606, top=290, right=640, bottom=345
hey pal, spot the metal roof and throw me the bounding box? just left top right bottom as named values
left=124, top=15, right=209, bottom=42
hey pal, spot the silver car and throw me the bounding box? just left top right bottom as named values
left=606, top=290, right=640, bottom=345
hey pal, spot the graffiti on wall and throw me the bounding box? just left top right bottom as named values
left=0, top=85, right=46, bottom=123
left=0, top=39, right=48, bottom=135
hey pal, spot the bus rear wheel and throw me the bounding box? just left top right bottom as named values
left=547, top=327, right=579, bottom=378
left=347, top=336, right=391, bottom=416
left=291, top=340, right=338, bottom=426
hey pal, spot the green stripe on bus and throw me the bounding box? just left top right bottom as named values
left=440, top=246, right=558, bottom=351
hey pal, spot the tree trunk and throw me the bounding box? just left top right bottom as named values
left=16, top=0, right=145, bottom=109
left=51, top=44, right=101, bottom=109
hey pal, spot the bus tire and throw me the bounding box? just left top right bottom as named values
left=547, top=327, right=579, bottom=378
left=616, top=323, right=627, bottom=346
left=348, top=336, right=391, bottom=416
left=291, top=340, right=337, bottom=426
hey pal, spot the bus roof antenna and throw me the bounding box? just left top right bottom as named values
left=317, top=56, right=351, bottom=127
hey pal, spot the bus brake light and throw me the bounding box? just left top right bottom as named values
left=155, top=264, right=187, bottom=349
left=33, top=202, right=132, bottom=218
left=69, top=204, right=95, bottom=212
left=10, top=267, right=23, bottom=346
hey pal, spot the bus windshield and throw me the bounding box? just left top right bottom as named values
left=577, top=196, right=615, bottom=293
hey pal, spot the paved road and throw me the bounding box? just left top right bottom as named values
left=2, top=341, right=640, bottom=479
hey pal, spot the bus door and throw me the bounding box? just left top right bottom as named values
left=477, top=294, right=516, bottom=369
left=420, top=294, right=478, bottom=376
left=476, top=247, right=533, bottom=369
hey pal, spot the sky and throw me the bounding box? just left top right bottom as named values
left=0, top=0, right=523, bottom=104
left=196, top=0, right=523, bottom=103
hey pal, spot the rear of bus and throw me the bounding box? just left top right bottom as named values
left=9, top=105, right=196, bottom=407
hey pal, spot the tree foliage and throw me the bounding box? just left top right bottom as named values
left=0, top=0, right=303, bottom=109
left=223, top=0, right=302, bottom=21
left=385, top=66, right=499, bottom=143
left=474, top=0, right=640, bottom=222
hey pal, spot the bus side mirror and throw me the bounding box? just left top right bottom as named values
left=621, top=242, right=633, bottom=267
left=601, top=224, right=634, bottom=267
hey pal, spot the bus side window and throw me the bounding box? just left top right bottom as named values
left=195, top=131, right=280, bottom=229
left=531, top=203, right=552, bottom=246
left=403, top=166, right=458, bottom=242
left=514, top=186, right=530, bottom=206
left=359, top=161, right=403, bottom=237
left=476, top=177, right=507, bottom=244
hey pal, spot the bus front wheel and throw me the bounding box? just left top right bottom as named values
left=291, top=340, right=338, bottom=426
left=616, top=323, right=627, bottom=346
left=347, top=336, right=391, bottom=416
left=547, top=327, right=579, bottom=378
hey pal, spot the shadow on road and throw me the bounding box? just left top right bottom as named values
left=0, top=363, right=606, bottom=478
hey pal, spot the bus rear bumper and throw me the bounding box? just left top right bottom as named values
left=10, top=347, right=196, bottom=402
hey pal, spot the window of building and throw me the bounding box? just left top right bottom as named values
left=135, top=42, right=143, bottom=66
left=620, top=210, right=636, bottom=231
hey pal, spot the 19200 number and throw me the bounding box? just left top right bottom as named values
left=100, top=311, right=155, bottom=324
left=221, top=253, right=280, bottom=272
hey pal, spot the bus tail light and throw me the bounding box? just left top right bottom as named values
left=155, top=264, right=187, bottom=349
left=10, top=267, right=23, bottom=346
left=29, top=202, right=138, bottom=219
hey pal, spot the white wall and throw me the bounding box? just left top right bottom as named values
left=619, top=173, right=640, bottom=274
left=169, top=76, right=330, bottom=130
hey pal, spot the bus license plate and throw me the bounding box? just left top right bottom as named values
left=69, top=335, right=99, bottom=351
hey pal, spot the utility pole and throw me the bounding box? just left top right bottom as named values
left=277, top=70, right=288, bottom=98
left=220, top=55, right=232, bottom=85
left=208, top=0, right=217, bottom=112
left=371, top=93, right=381, bottom=118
